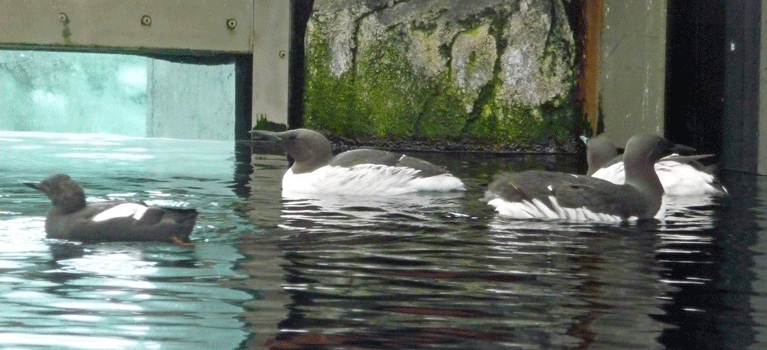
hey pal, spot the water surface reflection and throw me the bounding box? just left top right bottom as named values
left=3, top=132, right=767, bottom=349
left=236, top=152, right=761, bottom=350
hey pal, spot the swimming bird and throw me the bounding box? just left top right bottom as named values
left=581, top=135, right=619, bottom=176
left=250, top=128, right=465, bottom=196
left=581, top=135, right=728, bottom=196
left=483, top=134, right=695, bottom=222
left=25, top=174, right=197, bottom=244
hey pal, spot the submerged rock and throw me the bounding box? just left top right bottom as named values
left=304, top=0, right=579, bottom=150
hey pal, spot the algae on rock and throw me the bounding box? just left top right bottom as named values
left=304, top=0, right=579, bottom=149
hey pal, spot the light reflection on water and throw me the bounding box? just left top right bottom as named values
left=1, top=131, right=766, bottom=349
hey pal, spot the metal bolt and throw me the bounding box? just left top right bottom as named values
left=279, top=50, right=287, bottom=59
left=141, top=15, right=152, bottom=26
left=58, top=13, right=69, bottom=23
left=226, top=19, right=237, bottom=29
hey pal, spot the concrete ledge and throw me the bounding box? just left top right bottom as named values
left=0, top=0, right=253, bottom=53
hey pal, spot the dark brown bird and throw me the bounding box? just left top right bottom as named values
left=26, top=174, right=197, bottom=245
left=483, top=134, right=695, bottom=222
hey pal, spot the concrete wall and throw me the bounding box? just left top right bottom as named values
left=600, top=0, right=667, bottom=146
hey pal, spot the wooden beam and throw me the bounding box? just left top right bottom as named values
left=576, top=0, right=603, bottom=136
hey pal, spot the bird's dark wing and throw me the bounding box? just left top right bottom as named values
left=330, top=149, right=400, bottom=167
left=552, top=179, right=646, bottom=218
left=55, top=202, right=197, bottom=243
left=396, top=155, right=449, bottom=177
left=330, top=149, right=448, bottom=177
left=486, top=170, right=647, bottom=218
left=135, top=207, right=198, bottom=226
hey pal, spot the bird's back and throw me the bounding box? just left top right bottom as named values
left=485, top=170, right=650, bottom=221
left=46, top=201, right=197, bottom=243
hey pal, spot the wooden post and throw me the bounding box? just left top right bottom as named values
left=724, top=0, right=762, bottom=173
left=251, top=0, right=291, bottom=130
left=576, top=0, right=604, bottom=136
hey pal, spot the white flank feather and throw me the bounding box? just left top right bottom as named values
left=655, top=195, right=667, bottom=221
left=592, top=156, right=725, bottom=196
left=92, top=203, right=148, bottom=222
left=487, top=196, right=624, bottom=222
left=282, top=165, right=465, bottom=196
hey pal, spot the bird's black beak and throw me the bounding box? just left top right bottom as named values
left=249, top=130, right=284, bottom=142
left=670, top=142, right=696, bottom=155
left=24, top=181, right=43, bottom=192
left=249, top=130, right=287, bottom=155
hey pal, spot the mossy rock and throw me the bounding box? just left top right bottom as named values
left=304, top=0, right=581, bottom=150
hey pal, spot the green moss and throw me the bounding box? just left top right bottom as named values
left=464, top=90, right=576, bottom=145
left=416, top=77, right=470, bottom=139
left=354, top=25, right=490, bottom=140
left=252, top=115, right=287, bottom=132
left=468, top=50, right=478, bottom=65
left=353, top=26, right=431, bottom=138
left=355, top=33, right=418, bottom=138
left=303, top=29, right=364, bottom=136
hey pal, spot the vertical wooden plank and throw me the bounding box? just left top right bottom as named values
left=724, top=0, right=761, bottom=173
left=235, top=55, right=253, bottom=140
left=664, top=0, right=725, bottom=155
left=744, top=0, right=761, bottom=173
left=251, top=0, right=291, bottom=128
left=723, top=0, right=744, bottom=172
left=288, top=0, right=313, bottom=129
left=600, top=0, right=667, bottom=146
left=759, top=0, right=767, bottom=174
left=575, top=0, right=604, bottom=136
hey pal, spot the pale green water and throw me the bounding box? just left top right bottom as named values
left=1, top=131, right=765, bottom=350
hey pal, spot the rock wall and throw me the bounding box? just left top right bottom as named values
left=304, top=0, right=580, bottom=149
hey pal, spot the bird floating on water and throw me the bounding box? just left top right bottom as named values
left=581, top=135, right=728, bottom=196
left=26, top=174, right=197, bottom=245
left=483, top=133, right=695, bottom=222
left=251, top=128, right=465, bottom=196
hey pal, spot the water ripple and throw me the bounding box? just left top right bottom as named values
left=3, top=132, right=766, bottom=349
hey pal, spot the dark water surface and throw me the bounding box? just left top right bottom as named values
left=2, top=131, right=765, bottom=350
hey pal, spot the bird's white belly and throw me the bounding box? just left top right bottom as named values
left=282, top=165, right=464, bottom=196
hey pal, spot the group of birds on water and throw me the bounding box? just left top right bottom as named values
left=26, top=128, right=728, bottom=245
